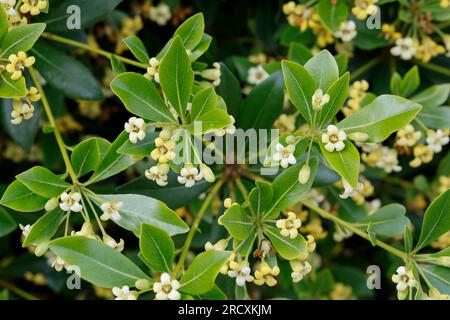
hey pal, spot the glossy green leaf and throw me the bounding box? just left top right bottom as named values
left=304, top=50, right=339, bottom=91
left=419, top=265, right=450, bottom=295
left=0, top=5, right=7, bottom=43
left=337, top=95, right=422, bottom=143
left=188, top=109, right=231, bottom=134
left=411, top=84, right=450, bottom=108
left=0, top=23, right=46, bottom=57
left=122, top=35, right=149, bottom=64
left=191, top=34, right=212, bottom=61
left=216, top=62, right=242, bottom=118
left=110, top=55, right=126, bottom=74
left=0, top=207, right=16, bottom=237
left=317, top=72, right=350, bottom=127
left=248, top=181, right=273, bottom=217
left=218, top=204, right=253, bottom=240
left=355, top=204, right=409, bottom=237
left=264, top=225, right=307, bottom=260
left=173, top=13, right=205, bottom=50
left=110, top=72, right=174, bottom=123
left=399, top=66, right=420, bottom=98
left=0, top=180, right=48, bottom=212
left=159, top=36, right=194, bottom=119
left=16, top=166, right=70, bottom=198
left=117, top=131, right=158, bottom=157
left=190, top=87, right=217, bottom=120
left=415, top=189, right=450, bottom=251
left=317, top=0, right=348, bottom=31
left=0, top=74, right=27, bottom=98
left=179, top=250, right=231, bottom=295
left=49, top=236, right=150, bottom=288
left=320, top=140, right=359, bottom=188
left=194, top=285, right=227, bottom=300
left=23, top=208, right=64, bottom=247
left=140, top=224, right=174, bottom=273
left=98, top=194, right=189, bottom=236
left=71, top=137, right=111, bottom=178
left=417, top=107, right=450, bottom=129
left=288, top=42, right=313, bottom=65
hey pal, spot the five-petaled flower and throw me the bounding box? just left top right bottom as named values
left=276, top=212, right=301, bottom=239
left=273, top=143, right=297, bottom=168
left=124, top=117, right=146, bottom=144
left=20, top=0, right=47, bottom=16
left=322, top=125, right=347, bottom=152
left=228, top=261, right=254, bottom=286
left=290, top=260, right=312, bottom=283
left=253, top=262, right=280, bottom=287
left=311, top=89, right=330, bottom=111
left=100, top=201, right=123, bottom=222
left=390, top=37, right=417, bottom=60
left=150, top=129, right=176, bottom=163
left=153, top=273, right=181, bottom=300
left=112, top=286, right=138, bottom=300
left=59, top=192, right=83, bottom=213
left=392, top=266, right=417, bottom=298
left=177, top=164, right=203, bottom=188
left=6, top=51, right=35, bottom=80
left=145, top=163, right=170, bottom=186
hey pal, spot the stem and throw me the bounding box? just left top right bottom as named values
left=350, top=56, right=384, bottom=81
left=40, top=33, right=148, bottom=69
left=235, top=178, right=249, bottom=198
left=0, top=278, right=39, bottom=300
left=29, top=68, right=79, bottom=184
left=416, top=61, right=450, bottom=77
left=173, top=178, right=225, bottom=277
left=301, top=200, right=408, bottom=260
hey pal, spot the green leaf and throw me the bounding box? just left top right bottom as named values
left=216, top=62, right=242, bottom=118
left=188, top=109, right=231, bottom=134
left=248, top=181, right=273, bottom=217
left=71, top=137, right=111, bottom=178
left=355, top=204, right=409, bottom=237
left=140, top=224, right=174, bottom=273
left=0, top=180, right=48, bottom=212
left=417, top=107, right=450, bottom=129
left=110, top=55, right=126, bottom=74
left=190, top=87, right=217, bottom=120
left=191, top=34, right=212, bottom=61
left=159, top=36, right=194, bottom=119
left=23, top=208, right=64, bottom=247
left=411, top=84, right=450, bottom=108
left=117, top=131, right=158, bottom=157
left=0, top=207, right=16, bottom=237
left=0, top=74, right=27, bottom=98
left=335, top=53, right=348, bottom=76
left=353, top=19, right=388, bottom=50
left=320, top=140, right=359, bottom=188
left=419, top=265, right=450, bottom=295
left=98, top=194, right=189, bottom=236
left=404, top=224, right=413, bottom=253
left=194, top=285, right=227, bottom=300
left=16, top=166, right=70, bottom=198
left=367, top=222, right=377, bottom=246
left=173, top=13, right=205, bottom=50
left=415, top=189, right=450, bottom=251
left=317, top=0, right=348, bottom=32
left=317, top=72, right=350, bottom=127
left=337, top=95, right=422, bottom=143
left=282, top=60, right=316, bottom=124
left=399, top=66, right=420, bottom=98
left=0, top=23, right=46, bottom=58
left=265, top=158, right=319, bottom=217
left=288, top=42, right=313, bottom=65
left=264, top=225, right=307, bottom=260
left=237, top=72, right=284, bottom=130
left=32, top=44, right=104, bottom=100
left=179, top=250, right=231, bottom=295
left=304, top=50, right=339, bottom=91
left=89, top=131, right=135, bottom=184
left=49, top=236, right=150, bottom=288
left=390, top=72, right=402, bottom=95
left=122, top=35, right=149, bottom=64
left=0, top=5, right=7, bottom=43
left=110, top=72, right=174, bottom=123
left=218, top=204, right=253, bottom=240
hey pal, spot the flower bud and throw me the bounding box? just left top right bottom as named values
left=135, top=279, right=152, bottom=291
left=45, top=197, right=59, bottom=211
left=200, top=163, right=215, bottom=183
left=34, top=242, right=49, bottom=257
left=437, top=256, right=450, bottom=267
left=298, top=164, right=311, bottom=184
left=201, top=68, right=221, bottom=81
left=223, top=197, right=233, bottom=208
left=285, top=135, right=296, bottom=145
left=348, top=132, right=369, bottom=142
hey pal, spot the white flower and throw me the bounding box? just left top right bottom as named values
left=247, top=65, right=269, bottom=85
left=426, top=129, right=449, bottom=153
left=149, top=3, right=171, bottom=26
left=390, top=37, right=416, bottom=60
left=59, top=192, right=83, bottom=213
left=103, top=235, right=125, bottom=252
left=51, top=256, right=68, bottom=272
left=392, top=266, right=417, bottom=292
left=290, top=260, right=311, bottom=283
left=377, top=146, right=402, bottom=173
left=228, top=261, right=254, bottom=286
left=10, top=100, right=34, bottom=125
left=311, top=89, right=330, bottom=111
left=201, top=62, right=221, bottom=86
left=339, top=180, right=363, bottom=199
left=273, top=143, right=297, bottom=168
left=71, top=221, right=96, bottom=239
left=19, top=224, right=31, bottom=238
left=124, top=117, right=146, bottom=144
left=335, top=20, right=357, bottom=42
left=145, top=57, right=160, bottom=82
left=112, top=286, right=138, bottom=300
left=276, top=212, right=301, bottom=239
left=153, top=273, right=181, bottom=300
left=100, top=201, right=123, bottom=222
left=145, top=163, right=170, bottom=186
left=205, top=239, right=228, bottom=251
left=177, top=164, right=203, bottom=188
left=322, top=125, right=347, bottom=152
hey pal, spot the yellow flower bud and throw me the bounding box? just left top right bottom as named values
left=298, top=164, right=311, bottom=184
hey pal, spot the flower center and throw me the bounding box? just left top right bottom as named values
left=329, top=133, right=339, bottom=143
left=162, top=284, right=172, bottom=293
left=159, top=146, right=168, bottom=154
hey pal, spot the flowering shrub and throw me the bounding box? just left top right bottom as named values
left=0, top=0, right=449, bottom=301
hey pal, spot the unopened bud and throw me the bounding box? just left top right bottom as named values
left=348, top=132, right=369, bottom=142
left=135, top=279, right=152, bottom=290
left=34, top=242, right=49, bottom=257
left=437, top=256, right=450, bottom=267
left=200, top=163, right=215, bottom=183
left=285, top=135, right=296, bottom=145
left=223, top=198, right=233, bottom=208
left=45, top=197, right=59, bottom=211
left=298, top=164, right=311, bottom=184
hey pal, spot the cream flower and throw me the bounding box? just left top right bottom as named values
left=103, top=235, right=125, bottom=252
left=290, top=260, right=311, bottom=283
left=390, top=37, right=417, bottom=60
left=228, top=261, right=254, bottom=286
left=149, top=3, right=171, bottom=26
left=153, top=273, right=181, bottom=300
left=276, top=212, right=301, bottom=239
left=177, top=164, right=203, bottom=188
left=273, top=143, right=297, bottom=168
left=204, top=239, right=228, bottom=251
left=59, top=192, right=83, bottom=213
left=253, top=262, right=280, bottom=287
left=10, top=100, right=34, bottom=125
left=100, top=201, right=123, bottom=222
left=51, top=256, right=68, bottom=272
left=335, top=20, right=357, bottom=42
left=71, top=221, right=96, bottom=239
left=352, top=0, right=379, bottom=20
left=150, top=129, right=176, bottom=163
left=6, top=51, right=35, bottom=80
left=145, top=57, right=160, bottom=83
left=19, top=224, right=31, bottom=238
left=396, top=124, right=421, bottom=147
left=311, top=89, right=330, bottom=111
left=112, top=286, right=138, bottom=300
left=426, top=129, right=449, bottom=153
left=20, top=0, right=47, bottom=16
left=322, top=125, right=347, bottom=152
left=247, top=65, right=269, bottom=85
left=124, top=117, right=146, bottom=144
left=145, top=163, right=170, bottom=186
left=339, top=179, right=363, bottom=199
left=392, top=266, right=417, bottom=292
left=410, top=144, right=434, bottom=168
